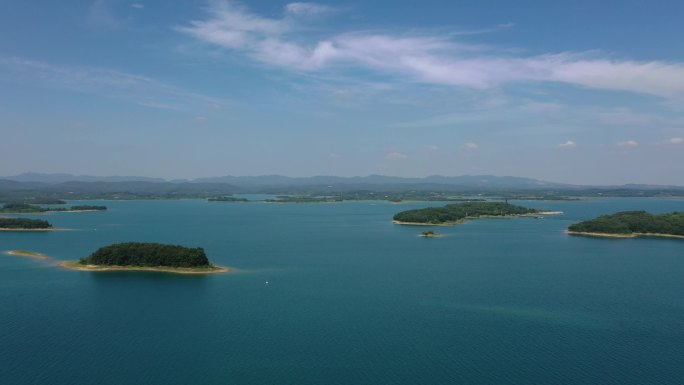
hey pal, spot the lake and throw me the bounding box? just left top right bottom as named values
left=1, top=198, right=683, bottom=385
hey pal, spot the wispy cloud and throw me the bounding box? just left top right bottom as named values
left=616, top=140, right=638, bottom=149
left=423, top=144, right=440, bottom=152
left=664, top=137, right=683, bottom=145
left=0, top=57, right=228, bottom=110
left=385, top=151, right=408, bottom=160
left=285, top=2, right=338, bottom=17
left=177, top=1, right=684, bottom=99
left=559, top=140, right=577, bottom=148
left=462, top=142, right=479, bottom=150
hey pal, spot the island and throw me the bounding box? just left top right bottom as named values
left=567, top=211, right=684, bottom=239
left=0, top=202, right=107, bottom=213
left=60, top=242, right=229, bottom=274
left=4, top=250, right=49, bottom=259
left=23, top=198, right=67, bottom=205
left=393, top=201, right=545, bottom=225
left=208, top=196, right=249, bottom=202
left=420, top=230, right=443, bottom=237
left=0, top=203, right=47, bottom=213
left=0, top=217, right=53, bottom=230
left=68, top=205, right=107, bottom=211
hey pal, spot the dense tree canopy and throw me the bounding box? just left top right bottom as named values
left=1, top=202, right=46, bottom=213
left=0, top=217, right=52, bottom=229
left=393, top=202, right=538, bottom=224
left=70, top=205, right=107, bottom=211
left=569, top=211, right=684, bottom=235
left=80, top=242, right=210, bottom=267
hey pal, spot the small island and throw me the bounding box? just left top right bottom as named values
left=567, top=211, right=684, bottom=239
left=60, top=242, right=229, bottom=274
left=68, top=205, right=107, bottom=211
left=0, top=217, right=53, bottom=230
left=4, top=250, right=49, bottom=259
left=208, top=196, right=249, bottom=202
left=0, top=202, right=107, bottom=213
left=393, top=201, right=545, bottom=225
left=420, top=230, right=443, bottom=238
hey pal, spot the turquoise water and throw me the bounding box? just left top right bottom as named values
left=1, top=198, right=684, bottom=385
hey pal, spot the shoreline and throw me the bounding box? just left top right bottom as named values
left=59, top=261, right=230, bottom=274
left=565, top=230, right=684, bottom=240
left=394, top=211, right=563, bottom=227
left=4, top=250, right=49, bottom=259
left=0, top=228, right=58, bottom=231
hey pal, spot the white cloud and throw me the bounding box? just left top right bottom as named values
left=0, top=57, right=228, bottom=110
left=462, top=142, right=479, bottom=150
left=328, top=152, right=340, bottom=158
left=285, top=2, right=337, bottom=16
left=665, top=137, right=683, bottom=145
left=559, top=140, right=576, bottom=148
left=385, top=151, right=408, bottom=160
left=131, top=3, right=144, bottom=9
left=177, top=1, right=684, bottom=98
left=423, top=144, right=439, bottom=151
left=616, top=140, right=638, bottom=149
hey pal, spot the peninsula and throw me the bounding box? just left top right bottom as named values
left=0, top=217, right=53, bottom=230
left=567, top=211, right=684, bottom=239
left=60, top=242, right=229, bottom=274
left=393, top=201, right=543, bottom=225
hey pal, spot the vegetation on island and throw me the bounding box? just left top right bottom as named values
left=394, top=202, right=539, bottom=225
left=69, top=205, right=107, bottom=211
left=0, top=217, right=53, bottom=229
left=1, top=202, right=47, bottom=213
left=78, top=242, right=212, bottom=268
left=23, top=198, right=67, bottom=205
left=266, top=195, right=343, bottom=203
left=208, top=196, right=249, bottom=202
left=0, top=202, right=107, bottom=213
left=420, top=230, right=441, bottom=237
left=568, top=211, right=684, bottom=236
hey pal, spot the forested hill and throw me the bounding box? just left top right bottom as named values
left=393, top=202, right=538, bottom=224
left=79, top=242, right=211, bottom=267
left=568, top=211, right=684, bottom=236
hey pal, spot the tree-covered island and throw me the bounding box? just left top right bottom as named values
left=393, top=201, right=548, bottom=225
left=567, top=211, right=684, bottom=238
left=0, top=217, right=53, bottom=230
left=68, top=205, right=107, bottom=211
left=0, top=202, right=107, bottom=213
left=208, top=196, right=249, bottom=202
left=60, top=242, right=229, bottom=274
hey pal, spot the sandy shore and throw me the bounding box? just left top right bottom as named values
left=566, top=230, right=684, bottom=239
left=4, top=250, right=49, bottom=259
left=59, top=261, right=230, bottom=274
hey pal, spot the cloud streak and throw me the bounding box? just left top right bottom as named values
left=0, top=57, right=228, bottom=110
left=177, top=1, right=684, bottom=99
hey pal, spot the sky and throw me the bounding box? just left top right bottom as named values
left=1, top=0, right=683, bottom=185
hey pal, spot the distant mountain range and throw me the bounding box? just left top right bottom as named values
left=1, top=173, right=683, bottom=193
left=3, top=172, right=570, bottom=188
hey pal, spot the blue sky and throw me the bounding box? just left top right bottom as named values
left=1, top=0, right=683, bottom=184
